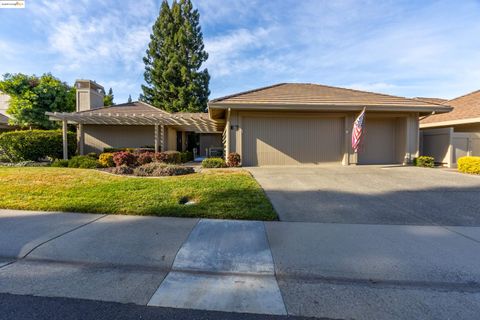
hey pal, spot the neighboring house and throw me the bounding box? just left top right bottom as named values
left=420, top=90, right=480, bottom=167
left=48, top=81, right=449, bottom=165
left=0, top=92, right=14, bottom=133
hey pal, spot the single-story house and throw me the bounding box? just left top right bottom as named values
left=420, top=90, right=480, bottom=167
left=48, top=81, right=450, bottom=166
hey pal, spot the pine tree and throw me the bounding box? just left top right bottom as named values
left=127, top=94, right=132, bottom=103
left=104, top=87, right=114, bottom=106
left=141, top=0, right=210, bottom=113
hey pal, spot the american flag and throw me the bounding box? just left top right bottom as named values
left=352, top=107, right=366, bottom=152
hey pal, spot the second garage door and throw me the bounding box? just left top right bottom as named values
left=242, top=115, right=345, bottom=166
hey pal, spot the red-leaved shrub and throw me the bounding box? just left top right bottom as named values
left=155, top=151, right=181, bottom=164
left=112, top=151, right=137, bottom=167
left=137, top=151, right=155, bottom=165
left=227, top=152, right=241, bottom=167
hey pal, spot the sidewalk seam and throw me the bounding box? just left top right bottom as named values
left=20, top=214, right=108, bottom=259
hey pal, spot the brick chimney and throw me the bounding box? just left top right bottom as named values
left=75, top=80, right=105, bottom=112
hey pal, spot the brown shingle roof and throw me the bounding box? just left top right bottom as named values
left=421, top=90, right=480, bottom=125
left=210, top=83, right=450, bottom=109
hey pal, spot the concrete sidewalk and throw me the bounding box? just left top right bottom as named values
left=1, top=209, right=480, bottom=319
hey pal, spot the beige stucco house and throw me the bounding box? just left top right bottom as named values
left=420, top=90, right=480, bottom=167
left=48, top=81, right=449, bottom=166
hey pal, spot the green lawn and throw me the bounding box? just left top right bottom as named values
left=0, top=167, right=277, bottom=220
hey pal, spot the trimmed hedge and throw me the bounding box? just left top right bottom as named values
left=68, top=156, right=99, bottom=169
left=202, top=157, right=227, bottom=168
left=0, top=130, right=76, bottom=162
left=414, top=156, right=435, bottom=168
left=458, top=156, right=480, bottom=174
left=133, top=162, right=166, bottom=176
left=180, top=151, right=194, bottom=163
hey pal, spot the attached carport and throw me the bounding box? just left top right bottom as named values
left=46, top=102, right=223, bottom=159
left=209, top=83, right=449, bottom=166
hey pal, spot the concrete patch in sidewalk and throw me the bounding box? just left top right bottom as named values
left=148, top=219, right=286, bottom=314
left=173, top=219, right=274, bottom=274
left=148, top=271, right=286, bottom=315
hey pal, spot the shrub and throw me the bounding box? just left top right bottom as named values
left=155, top=151, right=181, bottom=164
left=180, top=151, right=194, bottom=163
left=202, top=157, right=227, bottom=168
left=0, top=130, right=76, bottom=162
left=0, top=161, right=49, bottom=167
left=68, top=156, right=99, bottom=169
left=133, top=162, right=166, bottom=176
left=227, top=152, right=241, bottom=167
left=86, top=152, right=99, bottom=159
left=414, top=156, right=435, bottom=168
left=111, top=165, right=134, bottom=175
left=51, top=159, right=69, bottom=167
left=98, top=153, right=115, bottom=168
left=137, top=151, right=155, bottom=165
left=458, top=156, right=480, bottom=174
left=113, top=151, right=137, bottom=167
left=153, top=165, right=195, bottom=176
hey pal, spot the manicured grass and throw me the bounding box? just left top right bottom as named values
left=0, top=167, right=277, bottom=220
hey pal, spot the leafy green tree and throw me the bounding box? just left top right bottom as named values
left=141, top=0, right=210, bottom=112
left=0, top=73, right=75, bottom=129
left=127, top=94, right=132, bottom=103
left=104, top=87, right=114, bottom=106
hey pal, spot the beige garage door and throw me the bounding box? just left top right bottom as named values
left=242, top=115, right=344, bottom=166
left=358, top=118, right=397, bottom=164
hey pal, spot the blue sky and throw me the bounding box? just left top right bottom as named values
left=0, top=0, right=479, bottom=103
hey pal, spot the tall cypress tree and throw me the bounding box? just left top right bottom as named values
left=141, top=0, right=210, bottom=113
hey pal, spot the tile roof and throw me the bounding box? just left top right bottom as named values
left=413, top=97, right=448, bottom=105
left=75, top=101, right=169, bottom=115
left=421, top=90, right=480, bottom=125
left=210, top=83, right=450, bottom=109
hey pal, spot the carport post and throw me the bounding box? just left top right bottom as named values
left=62, top=120, right=68, bottom=160
left=154, top=124, right=159, bottom=153
left=78, top=123, right=84, bottom=156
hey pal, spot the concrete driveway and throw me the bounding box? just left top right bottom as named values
left=249, top=166, right=480, bottom=225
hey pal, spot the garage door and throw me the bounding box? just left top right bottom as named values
left=242, top=115, right=344, bottom=166
left=358, top=118, right=397, bottom=164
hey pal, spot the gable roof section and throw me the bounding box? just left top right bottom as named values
left=421, top=90, right=480, bottom=127
left=210, top=83, right=450, bottom=108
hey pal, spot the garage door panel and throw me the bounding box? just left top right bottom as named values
left=358, top=118, right=396, bottom=165
left=242, top=116, right=344, bottom=166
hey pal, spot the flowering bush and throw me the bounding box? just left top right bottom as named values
left=98, top=153, right=115, bottom=167
left=112, top=151, right=137, bottom=167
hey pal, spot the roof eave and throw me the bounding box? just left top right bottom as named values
left=208, top=102, right=452, bottom=115
left=420, top=117, right=480, bottom=129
